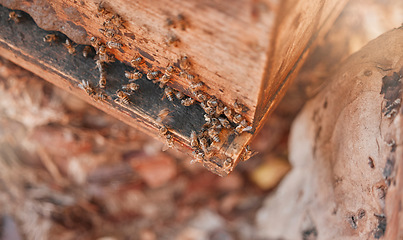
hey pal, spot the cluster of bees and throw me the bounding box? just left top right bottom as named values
left=20, top=1, right=256, bottom=166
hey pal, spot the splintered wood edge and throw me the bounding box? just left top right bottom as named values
left=0, top=4, right=252, bottom=176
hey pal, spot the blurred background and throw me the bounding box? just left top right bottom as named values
left=0, top=0, right=402, bottom=239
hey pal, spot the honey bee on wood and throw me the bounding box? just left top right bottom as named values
left=95, top=60, right=106, bottom=72
left=157, top=108, right=173, bottom=123
left=181, top=97, right=195, bottom=106
left=215, top=102, right=225, bottom=116
left=233, top=114, right=243, bottom=124
left=179, top=56, right=191, bottom=70
left=163, top=87, right=175, bottom=102
left=94, top=91, right=109, bottom=101
left=43, top=34, right=58, bottom=44
left=146, top=71, right=160, bottom=81
left=176, top=14, right=188, bottom=30
left=189, top=81, right=203, bottom=93
left=224, top=107, right=234, bottom=121
left=165, top=64, right=177, bottom=77
left=163, top=134, right=174, bottom=151
left=201, top=104, right=215, bottom=116
left=63, top=39, right=76, bottom=54
left=210, top=118, right=221, bottom=129
left=97, top=2, right=109, bottom=17
left=106, top=41, right=122, bottom=49
left=8, top=11, right=22, bottom=23
left=90, top=36, right=101, bottom=49
left=158, top=74, right=171, bottom=88
left=78, top=80, right=95, bottom=96
left=115, top=90, right=131, bottom=104
left=98, top=71, right=107, bottom=88
left=218, top=117, right=231, bottom=129
left=130, top=55, right=144, bottom=66
left=190, top=130, right=199, bottom=149
left=99, top=28, right=116, bottom=38
left=122, top=83, right=139, bottom=92
left=165, top=32, right=180, bottom=46
left=159, top=125, right=168, bottom=136
left=234, top=100, right=247, bottom=113
left=240, top=145, right=258, bottom=162
left=82, top=46, right=92, bottom=58
left=125, top=71, right=142, bottom=81
left=199, top=137, right=209, bottom=153
left=194, top=91, right=208, bottom=102
left=175, top=91, right=185, bottom=99
left=98, top=52, right=115, bottom=63
left=180, top=71, right=195, bottom=81
left=235, top=125, right=253, bottom=135
left=110, top=14, right=124, bottom=29
left=190, top=150, right=204, bottom=164
left=207, top=98, right=218, bottom=108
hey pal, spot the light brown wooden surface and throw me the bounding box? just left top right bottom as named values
left=0, top=0, right=347, bottom=125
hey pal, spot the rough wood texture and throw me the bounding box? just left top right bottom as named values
left=0, top=0, right=347, bottom=124
left=256, top=27, right=403, bottom=239
left=0, top=0, right=347, bottom=176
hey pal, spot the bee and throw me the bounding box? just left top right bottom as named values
left=97, top=2, right=109, bottom=17
left=210, top=118, right=221, bottom=129
left=179, top=56, right=190, bottom=70
left=8, top=11, right=22, bottom=23
left=122, top=83, right=139, bottom=92
left=240, top=145, right=258, bottom=162
left=115, top=90, right=130, bottom=104
left=233, top=114, right=243, bottom=124
left=175, top=91, right=185, bottom=99
left=164, top=87, right=175, bottom=102
left=165, top=64, right=176, bottom=76
left=106, top=41, right=122, bottom=49
left=90, top=36, right=101, bottom=49
left=130, top=55, right=144, bottom=66
left=147, top=71, right=160, bottom=81
left=199, top=137, right=209, bottom=153
left=235, top=124, right=252, bottom=135
left=204, top=114, right=212, bottom=123
left=202, top=105, right=215, bottom=116
left=215, top=102, right=225, bottom=116
left=99, top=28, right=116, bottom=38
left=224, top=107, right=234, bottom=121
left=218, top=117, right=231, bottom=129
left=163, top=134, right=174, bottom=151
left=99, top=71, right=107, bottom=88
left=159, top=125, right=168, bottom=136
left=224, top=158, right=233, bottom=168
left=234, top=100, right=246, bottom=113
left=83, top=46, right=92, bottom=58
left=180, top=71, right=195, bottom=81
left=176, top=14, right=188, bottom=30
left=78, top=80, right=95, bottom=96
left=43, top=34, right=58, bottom=43
left=95, top=60, right=106, bottom=72
left=95, top=91, right=109, bottom=101
left=190, top=150, right=204, bottom=164
left=181, top=98, right=195, bottom=106
left=125, top=71, right=142, bottom=81
left=63, top=39, right=76, bottom=54
left=158, top=74, right=171, bottom=88
left=190, top=130, right=199, bottom=149
left=166, top=32, right=179, bottom=46
left=157, top=108, right=172, bottom=124
left=98, top=52, right=115, bottom=63
left=111, top=14, right=124, bottom=29
left=194, top=91, right=208, bottom=102
left=189, top=81, right=203, bottom=91
left=207, top=98, right=218, bottom=108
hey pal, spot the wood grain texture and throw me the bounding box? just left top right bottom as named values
left=0, top=0, right=347, bottom=126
